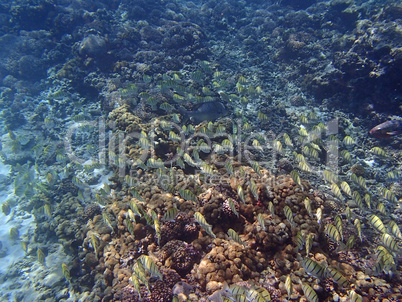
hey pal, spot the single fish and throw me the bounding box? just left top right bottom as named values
left=179, top=101, right=228, bottom=124
left=369, top=120, right=402, bottom=138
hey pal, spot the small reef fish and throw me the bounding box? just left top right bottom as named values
left=179, top=101, right=228, bottom=124
left=369, top=120, right=402, bottom=138
left=301, top=282, right=319, bottom=302
left=300, top=257, right=326, bottom=279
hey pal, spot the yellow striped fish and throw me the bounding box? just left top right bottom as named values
left=138, top=255, right=163, bottom=279
left=90, top=234, right=100, bottom=259
left=285, top=275, right=293, bottom=298
left=102, top=212, right=114, bottom=232
left=316, top=208, right=322, bottom=224
left=371, top=146, right=387, bottom=157
left=283, top=133, right=293, bottom=147
left=268, top=201, right=275, bottom=217
left=251, top=161, right=262, bottom=177
left=153, top=214, right=161, bottom=245
left=130, top=274, right=142, bottom=299
left=290, top=170, right=302, bottom=189
left=295, top=231, right=304, bottom=251
left=377, top=203, right=386, bottom=215
left=349, top=290, right=363, bottom=302
left=381, top=187, right=398, bottom=203
left=129, top=199, right=142, bottom=217
left=346, top=235, right=355, bottom=250
left=273, top=140, right=283, bottom=153
left=306, top=233, right=313, bottom=255
left=334, top=215, right=344, bottom=241
left=368, top=214, right=387, bottom=233
left=226, top=284, right=247, bottom=296
left=299, top=161, right=311, bottom=172
left=283, top=205, right=295, bottom=227
left=345, top=206, right=352, bottom=222
left=127, top=209, right=136, bottom=222
left=237, top=185, right=246, bottom=203
left=388, top=221, right=402, bottom=239
left=179, top=188, right=198, bottom=202
left=227, top=228, right=246, bottom=246
left=340, top=181, right=352, bottom=196
left=162, top=206, right=178, bottom=221
left=326, top=267, right=348, bottom=287
left=342, top=135, right=355, bottom=145
left=299, top=127, right=308, bottom=137
left=350, top=172, right=359, bottom=184
left=354, top=219, right=362, bottom=242
left=331, top=183, right=343, bottom=200
left=381, top=233, right=399, bottom=253
left=324, top=224, right=340, bottom=242
left=357, top=176, right=367, bottom=190
left=141, top=209, right=154, bottom=227
left=364, top=193, right=372, bottom=209
left=304, top=197, right=313, bottom=217
left=301, top=282, right=319, bottom=302
left=376, top=246, right=395, bottom=266
left=300, top=258, right=325, bottom=279
left=225, top=161, right=234, bottom=175
left=247, top=287, right=271, bottom=302
left=253, top=286, right=271, bottom=301
left=249, top=179, right=258, bottom=200
left=228, top=198, right=239, bottom=218
left=322, top=170, right=338, bottom=184
left=194, top=212, right=216, bottom=238
left=257, top=213, right=265, bottom=230
left=340, top=150, right=352, bottom=162
left=61, top=263, right=70, bottom=281
left=126, top=218, right=135, bottom=236
left=130, top=188, right=144, bottom=201
left=353, top=191, right=363, bottom=209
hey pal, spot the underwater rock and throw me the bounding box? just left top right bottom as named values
left=79, top=35, right=107, bottom=57
left=161, top=240, right=201, bottom=276
left=162, top=22, right=204, bottom=50
left=9, top=2, right=56, bottom=30
left=83, top=204, right=102, bottom=219
left=140, top=26, right=163, bottom=44
left=149, top=280, right=172, bottom=302
left=170, top=243, right=201, bottom=276
left=160, top=213, right=199, bottom=246
left=5, top=54, right=48, bottom=80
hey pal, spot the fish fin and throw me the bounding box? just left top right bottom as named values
left=178, top=106, right=190, bottom=123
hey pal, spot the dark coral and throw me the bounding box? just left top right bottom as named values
left=161, top=240, right=201, bottom=277
left=160, top=268, right=181, bottom=288
left=83, top=204, right=102, bottom=219
left=57, top=178, right=79, bottom=196
left=149, top=280, right=172, bottom=302
left=170, top=243, right=201, bottom=276
left=9, top=1, right=57, bottom=30
left=120, top=285, right=140, bottom=302
left=160, top=213, right=199, bottom=246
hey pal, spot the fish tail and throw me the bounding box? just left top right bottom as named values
left=178, top=106, right=190, bottom=123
